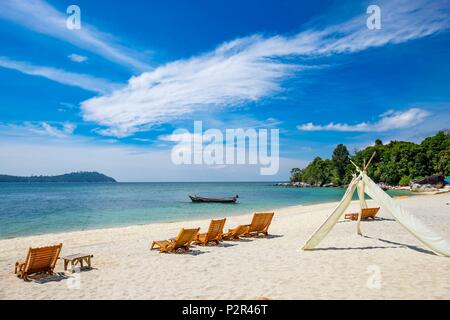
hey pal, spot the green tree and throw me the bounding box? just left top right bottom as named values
left=331, top=144, right=350, bottom=186
left=290, top=168, right=302, bottom=182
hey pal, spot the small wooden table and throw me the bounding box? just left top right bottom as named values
left=60, top=253, right=93, bottom=272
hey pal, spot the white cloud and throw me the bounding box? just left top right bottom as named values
left=206, top=116, right=283, bottom=131
left=82, top=39, right=302, bottom=137
left=41, top=122, right=76, bottom=137
left=159, top=132, right=198, bottom=143
left=0, top=56, right=120, bottom=94
left=297, top=108, right=431, bottom=132
left=68, top=54, right=88, bottom=63
left=80, top=0, right=450, bottom=137
left=0, top=0, right=150, bottom=71
left=59, top=102, right=76, bottom=109
left=0, top=122, right=77, bottom=139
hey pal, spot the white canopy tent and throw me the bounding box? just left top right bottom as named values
left=302, top=163, right=450, bottom=257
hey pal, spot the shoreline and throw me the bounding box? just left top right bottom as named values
left=0, top=201, right=313, bottom=242
left=0, top=188, right=419, bottom=241
left=1, top=193, right=449, bottom=299
left=0, top=192, right=433, bottom=242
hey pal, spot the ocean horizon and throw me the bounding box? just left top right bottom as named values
left=0, top=182, right=412, bottom=239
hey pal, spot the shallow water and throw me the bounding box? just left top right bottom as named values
left=0, top=182, right=412, bottom=239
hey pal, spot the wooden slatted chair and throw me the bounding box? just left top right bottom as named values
left=345, top=207, right=380, bottom=221
left=194, top=218, right=226, bottom=246
left=150, top=228, right=200, bottom=253
left=15, top=243, right=63, bottom=281
left=222, top=224, right=250, bottom=240
left=245, top=212, right=274, bottom=237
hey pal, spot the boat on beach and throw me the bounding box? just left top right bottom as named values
left=189, top=195, right=239, bottom=203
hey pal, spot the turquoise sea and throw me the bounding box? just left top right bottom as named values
left=0, top=182, right=412, bottom=239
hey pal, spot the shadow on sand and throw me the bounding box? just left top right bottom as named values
left=365, top=236, right=436, bottom=256
left=338, top=217, right=395, bottom=224
left=31, top=266, right=98, bottom=284
left=308, top=236, right=435, bottom=256
left=263, top=234, right=284, bottom=240
left=222, top=234, right=283, bottom=242
left=310, top=245, right=399, bottom=251
left=30, top=272, right=69, bottom=284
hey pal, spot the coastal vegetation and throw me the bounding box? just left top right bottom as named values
left=290, top=131, right=450, bottom=187
left=0, top=171, right=116, bottom=183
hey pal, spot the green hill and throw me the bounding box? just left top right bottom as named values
left=290, top=131, right=450, bottom=187
left=0, top=171, right=117, bottom=183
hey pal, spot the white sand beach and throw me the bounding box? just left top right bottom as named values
left=0, top=193, right=449, bottom=300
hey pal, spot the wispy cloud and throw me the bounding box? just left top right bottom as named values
left=82, top=40, right=303, bottom=137
left=0, top=0, right=150, bottom=71
left=68, top=53, right=88, bottom=63
left=158, top=132, right=203, bottom=143
left=57, top=102, right=76, bottom=112
left=297, top=108, right=431, bottom=132
left=0, top=122, right=77, bottom=139
left=80, top=0, right=450, bottom=137
left=40, top=122, right=76, bottom=138
left=0, top=56, right=120, bottom=94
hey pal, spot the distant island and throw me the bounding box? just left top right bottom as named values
left=0, top=171, right=116, bottom=183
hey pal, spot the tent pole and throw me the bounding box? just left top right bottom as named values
left=358, top=161, right=366, bottom=235
left=356, top=180, right=367, bottom=236
left=349, top=160, right=360, bottom=172
left=364, top=152, right=376, bottom=171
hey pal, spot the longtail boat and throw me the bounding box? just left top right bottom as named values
left=189, top=195, right=238, bottom=203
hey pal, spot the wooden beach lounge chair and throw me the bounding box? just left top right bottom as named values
left=15, top=243, right=63, bottom=281
left=194, top=218, right=226, bottom=246
left=222, top=224, right=250, bottom=240
left=345, top=207, right=380, bottom=221
left=150, top=228, right=200, bottom=253
left=245, top=212, right=275, bottom=237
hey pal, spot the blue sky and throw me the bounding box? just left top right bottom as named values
left=0, top=0, right=449, bottom=181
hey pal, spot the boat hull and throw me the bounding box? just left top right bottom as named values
left=189, top=195, right=237, bottom=203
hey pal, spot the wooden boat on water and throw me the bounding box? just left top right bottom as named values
left=189, top=195, right=238, bottom=203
